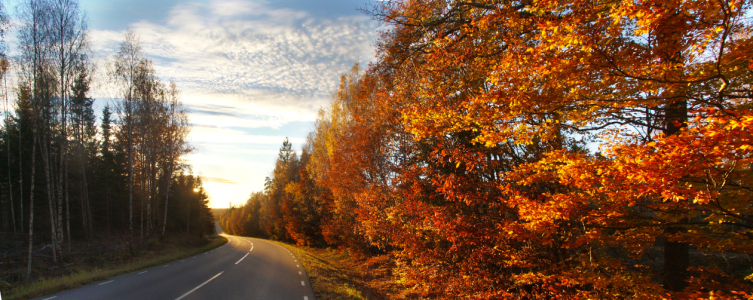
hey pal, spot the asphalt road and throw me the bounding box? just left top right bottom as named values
left=34, top=224, right=316, bottom=300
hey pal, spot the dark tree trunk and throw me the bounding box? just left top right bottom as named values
left=662, top=99, right=689, bottom=291
left=27, top=122, right=36, bottom=279
left=6, top=117, right=16, bottom=233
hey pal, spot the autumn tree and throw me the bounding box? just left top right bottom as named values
left=363, top=0, right=753, bottom=297
left=220, top=192, right=266, bottom=238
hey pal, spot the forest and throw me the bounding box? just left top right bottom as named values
left=220, top=0, right=753, bottom=298
left=0, top=0, right=215, bottom=284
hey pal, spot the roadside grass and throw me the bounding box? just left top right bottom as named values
left=4, top=235, right=227, bottom=300
left=273, top=241, right=412, bottom=300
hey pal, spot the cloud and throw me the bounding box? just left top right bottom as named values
left=181, top=91, right=323, bottom=130
left=185, top=153, right=273, bottom=168
left=200, top=176, right=239, bottom=185
left=190, top=126, right=306, bottom=145
left=90, top=0, right=379, bottom=125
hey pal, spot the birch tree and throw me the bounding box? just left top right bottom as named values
left=111, top=29, right=142, bottom=243
left=49, top=0, right=88, bottom=251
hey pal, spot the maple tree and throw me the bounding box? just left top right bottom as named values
left=364, top=0, right=753, bottom=297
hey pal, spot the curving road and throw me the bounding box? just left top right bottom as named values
left=34, top=224, right=315, bottom=300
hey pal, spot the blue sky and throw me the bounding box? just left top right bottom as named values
left=34, top=0, right=381, bottom=207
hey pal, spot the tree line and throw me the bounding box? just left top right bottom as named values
left=221, top=0, right=753, bottom=298
left=0, top=0, right=214, bottom=280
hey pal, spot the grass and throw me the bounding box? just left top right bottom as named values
left=3, top=235, right=227, bottom=300
left=272, top=241, right=412, bottom=300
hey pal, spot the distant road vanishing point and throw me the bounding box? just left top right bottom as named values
left=35, top=223, right=316, bottom=300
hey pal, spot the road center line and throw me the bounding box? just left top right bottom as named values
left=98, top=280, right=114, bottom=286
left=138, top=271, right=148, bottom=275
left=304, top=297, right=309, bottom=300
left=42, top=296, right=57, bottom=300
left=235, top=253, right=249, bottom=264
left=301, top=281, right=305, bottom=286
left=299, top=271, right=302, bottom=275
left=164, top=265, right=169, bottom=267
left=174, top=271, right=224, bottom=300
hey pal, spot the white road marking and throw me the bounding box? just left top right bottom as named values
left=174, top=271, right=224, bottom=300
left=138, top=271, right=148, bottom=274
left=296, top=265, right=300, bottom=267
left=43, top=296, right=57, bottom=300
left=180, top=260, right=185, bottom=262
left=301, top=281, right=305, bottom=286
left=98, top=280, right=114, bottom=286
left=299, top=271, right=302, bottom=275
left=164, top=265, right=169, bottom=267
left=235, top=253, right=249, bottom=264
left=304, top=297, right=308, bottom=300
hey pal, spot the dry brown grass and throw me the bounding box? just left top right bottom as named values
left=273, top=241, right=414, bottom=300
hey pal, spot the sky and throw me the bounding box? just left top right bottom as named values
left=15, top=0, right=381, bottom=208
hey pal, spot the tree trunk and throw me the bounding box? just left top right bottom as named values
left=662, top=99, right=689, bottom=291
left=144, top=150, right=150, bottom=238
left=162, top=172, right=172, bottom=236
left=106, top=166, right=110, bottom=233
left=151, top=157, right=157, bottom=235
left=186, top=198, right=190, bottom=235
left=140, top=143, right=146, bottom=242
left=57, top=85, right=66, bottom=258
left=78, top=118, right=92, bottom=240
left=6, top=117, right=16, bottom=233
left=128, top=118, right=134, bottom=245
left=27, top=118, right=37, bottom=279
left=162, top=141, right=175, bottom=236
left=139, top=140, right=146, bottom=244
left=65, top=154, right=70, bottom=253
left=19, top=117, right=23, bottom=234
left=85, top=170, right=92, bottom=239
left=41, top=131, right=58, bottom=263
left=79, top=172, right=87, bottom=238
left=140, top=177, right=144, bottom=242
left=5, top=74, right=19, bottom=233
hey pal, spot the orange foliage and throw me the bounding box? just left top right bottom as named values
left=360, top=0, right=753, bottom=298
